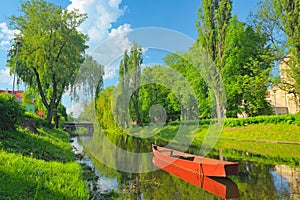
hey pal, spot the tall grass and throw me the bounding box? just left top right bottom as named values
left=0, top=127, right=89, bottom=199
left=0, top=151, right=89, bottom=199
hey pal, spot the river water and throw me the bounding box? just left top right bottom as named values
left=71, top=134, right=300, bottom=200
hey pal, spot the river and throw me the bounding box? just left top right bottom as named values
left=71, top=133, right=300, bottom=200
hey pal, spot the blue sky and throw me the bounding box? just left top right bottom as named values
left=0, top=0, right=259, bottom=115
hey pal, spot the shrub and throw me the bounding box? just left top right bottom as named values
left=0, top=94, right=25, bottom=131
left=24, top=112, right=50, bottom=128
left=168, top=114, right=300, bottom=128
left=294, top=112, right=300, bottom=126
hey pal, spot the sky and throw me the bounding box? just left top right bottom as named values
left=0, top=0, right=259, bottom=116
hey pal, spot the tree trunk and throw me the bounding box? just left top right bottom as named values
left=214, top=88, right=225, bottom=125
left=54, top=110, right=59, bottom=129
left=133, top=93, right=141, bottom=126
left=46, top=109, right=53, bottom=124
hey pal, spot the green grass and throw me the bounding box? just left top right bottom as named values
left=154, top=123, right=300, bottom=167
left=0, top=128, right=74, bottom=162
left=220, top=124, right=300, bottom=142
left=0, top=128, right=89, bottom=199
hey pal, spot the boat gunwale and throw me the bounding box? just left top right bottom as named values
left=152, top=144, right=239, bottom=166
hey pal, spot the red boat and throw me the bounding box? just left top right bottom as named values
left=152, top=144, right=239, bottom=177
left=153, top=156, right=240, bottom=199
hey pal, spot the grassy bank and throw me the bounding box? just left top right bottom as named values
left=155, top=123, right=300, bottom=167
left=0, top=127, right=89, bottom=199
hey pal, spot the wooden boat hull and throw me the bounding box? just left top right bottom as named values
left=152, top=144, right=239, bottom=177
left=153, top=156, right=240, bottom=199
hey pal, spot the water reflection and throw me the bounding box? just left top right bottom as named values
left=153, top=156, right=240, bottom=199
left=77, top=133, right=300, bottom=199
left=273, top=165, right=300, bottom=199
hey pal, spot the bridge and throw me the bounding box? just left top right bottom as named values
left=63, top=121, right=94, bottom=136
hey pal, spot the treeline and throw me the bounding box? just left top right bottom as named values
left=94, top=0, right=300, bottom=129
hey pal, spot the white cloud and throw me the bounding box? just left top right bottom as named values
left=67, top=0, right=126, bottom=49
left=67, top=102, right=85, bottom=117
left=90, top=23, right=132, bottom=79
left=108, top=0, right=122, bottom=8
left=66, top=0, right=133, bottom=81
left=64, top=0, right=131, bottom=115
left=0, top=68, right=13, bottom=85
left=1, top=1, right=132, bottom=116
left=0, top=22, right=19, bottom=50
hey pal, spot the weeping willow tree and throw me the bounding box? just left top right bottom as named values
left=7, top=0, right=88, bottom=127
left=115, top=43, right=143, bottom=128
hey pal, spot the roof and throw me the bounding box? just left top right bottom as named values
left=0, top=89, right=35, bottom=104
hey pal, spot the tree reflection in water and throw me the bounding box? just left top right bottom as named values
left=80, top=132, right=299, bottom=199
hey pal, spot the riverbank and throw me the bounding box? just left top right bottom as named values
left=0, top=127, right=89, bottom=199
left=155, top=123, right=300, bottom=167
left=67, top=122, right=300, bottom=200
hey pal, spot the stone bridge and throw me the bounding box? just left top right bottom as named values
left=63, top=121, right=94, bottom=136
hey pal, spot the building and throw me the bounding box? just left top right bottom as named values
left=0, top=89, right=44, bottom=118
left=266, top=58, right=300, bottom=114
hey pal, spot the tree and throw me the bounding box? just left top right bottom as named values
left=95, top=86, right=118, bottom=129
left=73, top=55, right=105, bottom=101
left=223, top=16, right=273, bottom=117
left=116, top=43, right=143, bottom=127
left=7, top=0, right=88, bottom=127
left=195, top=0, right=232, bottom=122
left=164, top=53, right=211, bottom=119
left=274, top=0, right=300, bottom=104
left=137, top=65, right=189, bottom=124
left=253, top=0, right=300, bottom=106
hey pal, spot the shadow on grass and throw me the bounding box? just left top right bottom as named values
left=0, top=128, right=74, bottom=163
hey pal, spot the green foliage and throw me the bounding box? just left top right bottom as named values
left=73, top=55, right=105, bottom=101
left=193, top=0, right=232, bottom=122
left=293, top=112, right=300, bottom=126
left=116, top=43, right=143, bottom=127
left=253, top=0, right=300, bottom=105
left=138, top=65, right=198, bottom=124
left=224, top=114, right=298, bottom=127
left=169, top=113, right=300, bottom=127
left=24, top=112, right=53, bottom=128
left=95, top=86, right=119, bottom=130
left=133, top=83, right=181, bottom=124
left=0, top=94, right=25, bottom=131
left=7, top=0, right=88, bottom=126
left=223, top=16, right=273, bottom=117
left=164, top=53, right=211, bottom=119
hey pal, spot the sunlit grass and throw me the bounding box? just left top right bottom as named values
left=155, top=123, right=300, bottom=167
left=0, top=128, right=89, bottom=199
left=0, top=151, right=89, bottom=199
left=220, top=124, right=300, bottom=142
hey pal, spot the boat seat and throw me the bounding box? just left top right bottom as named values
left=171, top=154, right=195, bottom=161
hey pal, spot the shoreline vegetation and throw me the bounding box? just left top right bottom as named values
left=104, top=114, right=300, bottom=169
left=0, top=125, right=90, bottom=199
left=0, top=114, right=299, bottom=199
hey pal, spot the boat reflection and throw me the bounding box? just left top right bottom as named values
left=153, top=157, right=240, bottom=199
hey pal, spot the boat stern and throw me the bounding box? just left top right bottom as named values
left=224, top=163, right=239, bottom=176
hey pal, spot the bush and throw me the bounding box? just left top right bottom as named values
left=169, top=114, right=300, bottom=128
left=0, top=94, right=25, bottom=131
left=294, top=112, right=300, bottom=126
left=24, top=112, right=50, bottom=128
